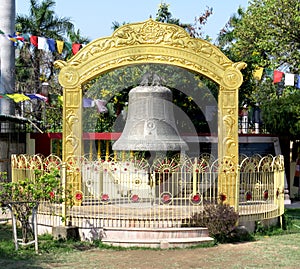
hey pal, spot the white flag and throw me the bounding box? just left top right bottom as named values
left=38, top=37, right=49, bottom=51
left=284, top=73, right=295, bottom=86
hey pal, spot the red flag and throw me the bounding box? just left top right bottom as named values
left=72, top=43, right=81, bottom=55
left=273, top=70, right=284, bottom=83
left=30, top=35, right=38, bottom=47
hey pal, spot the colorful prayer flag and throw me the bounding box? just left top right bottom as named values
left=296, top=75, right=300, bottom=89
left=64, top=42, right=72, bottom=52
left=284, top=73, right=295, bottom=86
left=56, top=40, right=64, bottom=54
left=253, top=67, right=264, bottom=80
left=58, top=95, right=63, bottom=104
left=15, top=32, right=25, bottom=42
left=83, top=98, right=95, bottom=108
left=265, top=68, right=273, bottom=79
left=273, top=70, right=284, bottom=83
left=6, top=93, right=30, bottom=103
left=95, top=99, right=108, bottom=113
left=38, top=37, right=49, bottom=51
left=72, top=43, right=82, bottom=55
left=30, top=35, right=38, bottom=47
left=25, top=93, right=48, bottom=102
left=47, top=38, right=56, bottom=52
left=7, top=34, right=17, bottom=45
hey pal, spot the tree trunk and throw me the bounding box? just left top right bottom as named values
left=0, top=0, right=16, bottom=115
left=0, top=0, right=16, bottom=173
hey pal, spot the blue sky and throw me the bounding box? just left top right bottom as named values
left=16, top=0, right=249, bottom=42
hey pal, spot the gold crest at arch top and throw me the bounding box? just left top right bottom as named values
left=55, top=19, right=246, bottom=88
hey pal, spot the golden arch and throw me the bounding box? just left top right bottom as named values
left=55, top=19, right=246, bottom=206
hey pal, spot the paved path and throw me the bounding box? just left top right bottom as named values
left=285, top=201, right=300, bottom=209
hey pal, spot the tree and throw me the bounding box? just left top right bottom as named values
left=156, top=2, right=213, bottom=39
left=217, top=0, right=300, bottom=140
left=15, top=0, right=89, bottom=131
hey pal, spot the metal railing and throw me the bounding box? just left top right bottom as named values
left=10, top=153, right=285, bottom=229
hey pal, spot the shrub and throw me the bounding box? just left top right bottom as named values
left=192, top=203, right=240, bottom=243
left=0, top=169, right=73, bottom=243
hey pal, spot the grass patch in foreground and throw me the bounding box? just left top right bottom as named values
left=0, top=208, right=298, bottom=265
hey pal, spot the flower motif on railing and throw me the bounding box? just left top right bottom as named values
left=245, top=191, right=252, bottom=201
left=74, top=191, right=83, bottom=202
left=130, top=194, right=140, bottom=203
left=219, top=193, right=227, bottom=202
left=101, top=193, right=110, bottom=203
left=160, top=192, right=172, bottom=205
left=151, top=157, right=179, bottom=173
left=190, top=193, right=202, bottom=205
left=263, top=190, right=269, bottom=201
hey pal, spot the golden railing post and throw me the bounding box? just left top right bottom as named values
left=11, top=154, right=15, bottom=183
left=192, top=158, right=197, bottom=195
left=89, top=140, right=93, bottom=160
left=61, top=162, right=67, bottom=227
left=105, top=141, right=109, bottom=161
left=97, top=140, right=101, bottom=159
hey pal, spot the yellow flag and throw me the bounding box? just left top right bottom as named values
left=6, top=93, right=30, bottom=103
left=56, top=40, right=64, bottom=54
left=253, top=67, right=264, bottom=80
left=58, top=95, right=63, bottom=104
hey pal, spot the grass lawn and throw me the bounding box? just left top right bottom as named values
left=0, top=208, right=299, bottom=269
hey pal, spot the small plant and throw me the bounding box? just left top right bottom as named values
left=0, top=169, right=73, bottom=244
left=293, top=193, right=300, bottom=201
left=192, top=203, right=240, bottom=243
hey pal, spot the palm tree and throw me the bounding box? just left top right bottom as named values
left=15, top=0, right=75, bottom=129
left=16, top=0, right=74, bottom=94
left=0, top=0, right=16, bottom=115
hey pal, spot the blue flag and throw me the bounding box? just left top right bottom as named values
left=296, top=75, right=300, bottom=89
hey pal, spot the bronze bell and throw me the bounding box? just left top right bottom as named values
left=112, top=73, right=188, bottom=152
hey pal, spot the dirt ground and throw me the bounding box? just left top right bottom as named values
left=1, top=232, right=299, bottom=269
left=23, top=233, right=300, bottom=269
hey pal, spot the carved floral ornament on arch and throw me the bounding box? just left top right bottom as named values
left=55, top=19, right=246, bottom=89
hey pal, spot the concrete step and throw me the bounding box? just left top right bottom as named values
left=102, top=236, right=214, bottom=249
left=101, top=227, right=214, bottom=248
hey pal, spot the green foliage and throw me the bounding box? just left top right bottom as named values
left=192, top=203, right=240, bottom=243
left=83, top=64, right=217, bottom=134
left=0, top=169, right=67, bottom=205
left=253, top=209, right=300, bottom=236
left=217, top=0, right=300, bottom=139
left=261, top=89, right=300, bottom=140
left=0, top=169, right=73, bottom=243
left=156, top=2, right=213, bottom=38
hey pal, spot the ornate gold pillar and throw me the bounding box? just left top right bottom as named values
left=56, top=65, right=83, bottom=206
left=56, top=66, right=83, bottom=160
left=62, top=86, right=82, bottom=160
left=218, top=64, right=246, bottom=208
